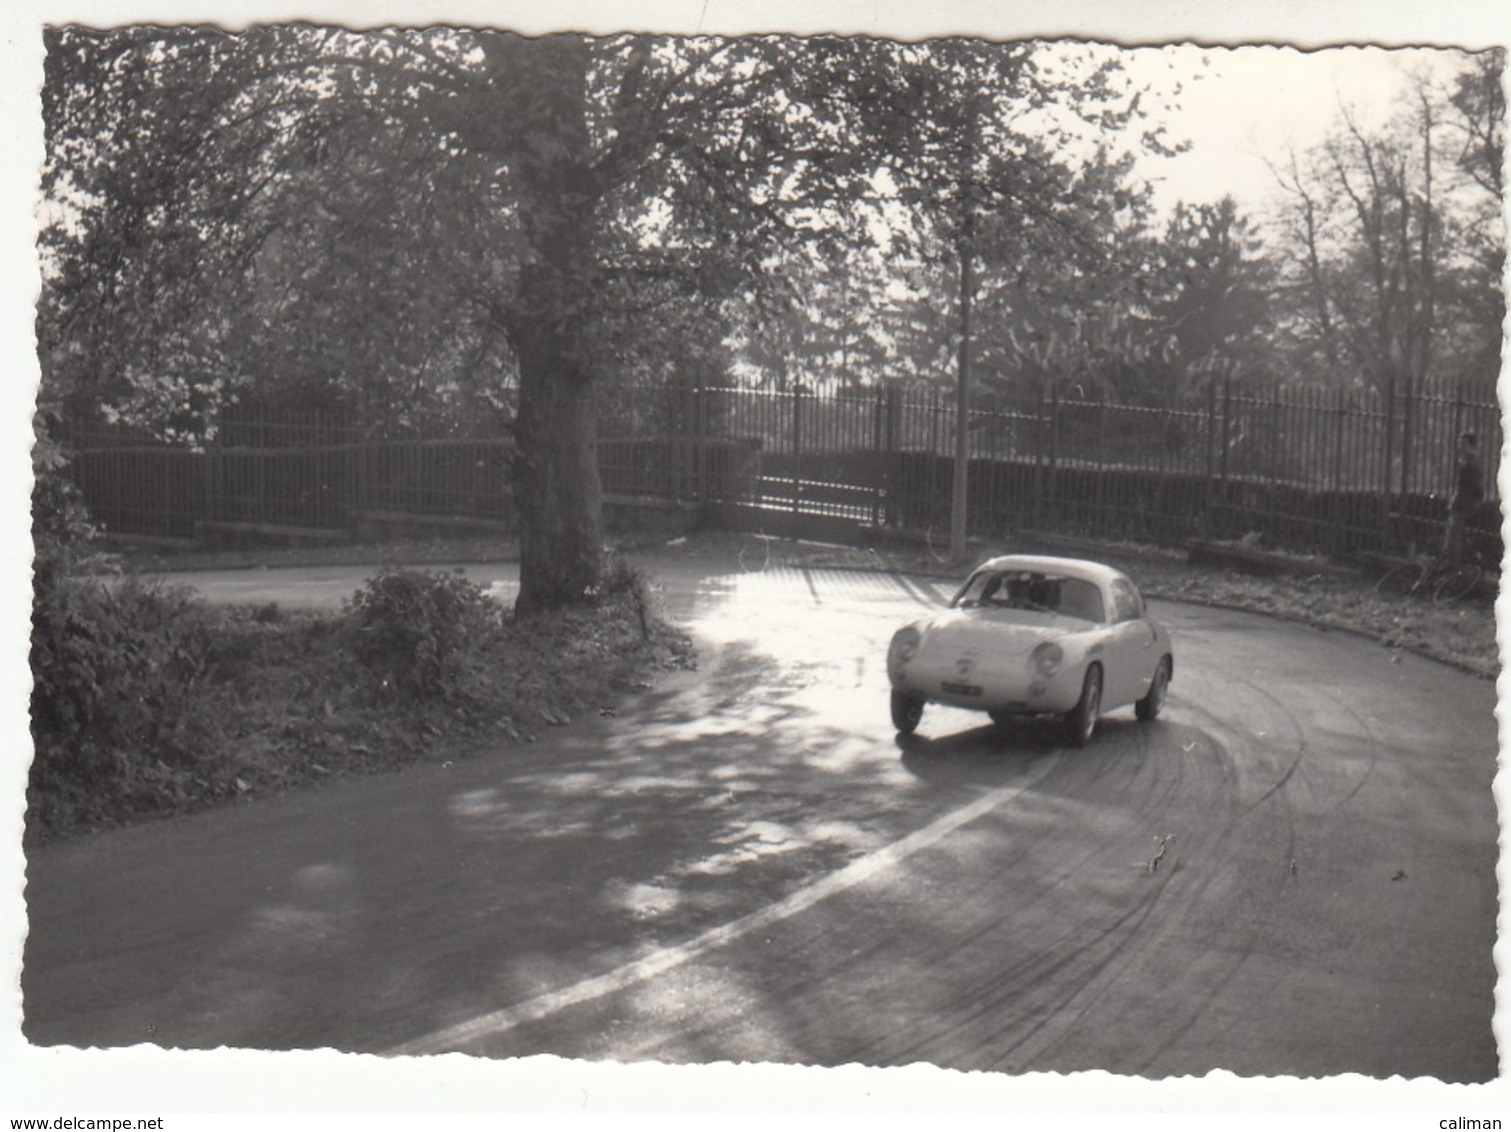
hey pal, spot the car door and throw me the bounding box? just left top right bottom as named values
left=1102, top=577, right=1160, bottom=707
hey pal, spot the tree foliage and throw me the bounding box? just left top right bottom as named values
left=42, top=31, right=1502, bottom=611
left=1265, top=50, right=1504, bottom=390
left=41, top=26, right=1176, bottom=607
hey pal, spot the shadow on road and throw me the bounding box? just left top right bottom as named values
left=893, top=711, right=1189, bottom=789
left=895, top=722, right=1060, bottom=785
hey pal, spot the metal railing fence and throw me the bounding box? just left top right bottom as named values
left=55, top=375, right=1501, bottom=562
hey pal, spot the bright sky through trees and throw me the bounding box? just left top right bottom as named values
left=1128, top=43, right=1477, bottom=214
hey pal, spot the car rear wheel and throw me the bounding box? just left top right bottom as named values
left=1135, top=655, right=1172, bottom=722
left=891, top=690, right=925, bottom=735
left=1063, top=665, right=1102, bottom=747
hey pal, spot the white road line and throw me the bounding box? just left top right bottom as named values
left=386, top=754, right=1062, bottom=1057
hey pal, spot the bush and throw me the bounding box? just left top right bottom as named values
left=29, top=573, right=225, bottom=828
left=32, top=412, right=108, bottom=589
left=344, top=568, right=507, bottom=701
left=26, top=553, right=695, bottom=841
left=590, top=555, right=658, bottom=638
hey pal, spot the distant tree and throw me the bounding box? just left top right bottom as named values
left=1438, top=49, right=1506, bottom=386
left=1447, top=49, right=1504, bottom=199
left=1134, top=197, right=1278, bottom=399
left=728, top=240, right=902, bottom=389
left=1266, top=51, right=1504, bottom=390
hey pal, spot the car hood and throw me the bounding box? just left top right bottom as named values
left=911, top=607, right=1090, bottom=654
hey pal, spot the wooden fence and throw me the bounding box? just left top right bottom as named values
left=59, top=375, right=1502, bottom=563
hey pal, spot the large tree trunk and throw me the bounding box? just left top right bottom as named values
left=512, top=333, right=603, bottom=617
left=493, top=34, right=606, bottom=616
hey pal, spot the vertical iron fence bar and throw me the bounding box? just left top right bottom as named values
left=429, top=423, right=441, bottom=513
left=987, top=404, right=1001, bottom=533
left=1358, top=388, right=1370, bottom=539
left=1031, top=384, right=1044, bottom=530
left=1091, top=393, right=1104, bottom=532
left=1401, top=376, right=1416, bottom=504
left=823, top=387, right=833, bottom=516
left=1048, top=382, right=1060, bottom=529
left=205, top=426, right=220, bottom=532
left=871, top=387, right=884, bottom=525
left=359, top=421, right=370, bottom=523
left=813, top=386, right=824, bottom=515
left=1219, top=377, right=1232, bottom=527
left=351, top=417, right=360, bottom=521
left=682, top=381, right=695, bottom=502
left=1381, top=375, right=1396, bottom=549
left=695, top=382, right=708, bottom=505
left=890, top=383, right=902, bottom=527
left=1305, top=387, right=1318, bottom=544
left=894, top=387, right=905, bottom=522
left=255, top=409, right=267, bottom=524
left=769, top=387, right=779, bottom=510
left=747, top=391, right=761, bottom=511
left=1331, top=387, right=1346, bottom=555
left=879, top=385, right=890, bottom=525
left=927, top=389, right=940, bottom=524
left=792, top=384, right=804, bottom=517
left=1444, top=379, right=1456, bottom=495
left=1363, top=387, right=1377, bottom=552
left=403, top=428, right=414, bottom=515
left=1451, top=378, right=1467, bottom=495
left=159, top=444, right=170, bottom=537
left=1266, top=386, right=1279, bottom=540
left=1204, top=376, right=1217, bottom=534
left=1292, top=386, right=1305, bottom=547
left=1431, top=381, right=1443, bottom=496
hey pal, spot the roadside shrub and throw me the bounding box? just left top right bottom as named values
left=32, top=411, right=110, bottom=590
left=590, top=555, right=658, bottom=638
left=344, top=568, right=507, bottom=701
left=29, top=573, right=225, bottom=828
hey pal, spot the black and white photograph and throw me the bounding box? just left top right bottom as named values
left=4, top=0, right=1508, bottom=1120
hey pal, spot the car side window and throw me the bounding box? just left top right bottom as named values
left=1109, top=578, right=1143, bottom=622
left=1057, top=579, right=1105, bottom=622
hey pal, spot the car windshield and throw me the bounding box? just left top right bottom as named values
left=952, top=569, right=1106, bottom=623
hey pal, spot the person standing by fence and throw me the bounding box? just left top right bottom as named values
left=1443, top=431, right=1484, bottom=566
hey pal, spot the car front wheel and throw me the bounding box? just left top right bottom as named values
left=1063, top=665, right=1102, bottom=747
left=1135, top=655, right=1172, bottom=722
left=891, top=690, right=925, bottom=735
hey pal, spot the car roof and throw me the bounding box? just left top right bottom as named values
left=967, top=554, right=1131, bottom=589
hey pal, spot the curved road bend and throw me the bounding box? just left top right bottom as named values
left=21, top=557, right=1499, bottom=1080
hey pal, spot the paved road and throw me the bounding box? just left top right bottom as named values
left=22, top=555, right=1500, bottom=1080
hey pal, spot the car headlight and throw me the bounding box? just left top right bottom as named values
left=1030, top=640, right=1063, bottom=678
left=888, top=626, right=922, bottom=679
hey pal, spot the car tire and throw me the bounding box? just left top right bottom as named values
left=891, top=690, right=925, bottom=735
left=1135, top=655, right=1172, bottom=722
left=1063, top=665, right=1102, bottom=747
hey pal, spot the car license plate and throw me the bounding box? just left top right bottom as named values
left=941, top=681, right=983, bottom=697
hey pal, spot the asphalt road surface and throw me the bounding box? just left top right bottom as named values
left=22, top=553, right=1500, bottom=1080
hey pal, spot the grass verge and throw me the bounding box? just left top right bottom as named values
left=27, top=561, right=693, bottom=845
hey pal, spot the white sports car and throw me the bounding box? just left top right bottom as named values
left=887, top=555, right=1173, bottom=746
